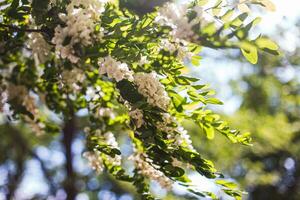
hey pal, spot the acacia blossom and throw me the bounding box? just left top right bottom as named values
left=129, top=150, right=173, bottom=189
left=103, top=132, right=122, bottom=166
left=84, top=129, right=121, bottom=173
left=156, top=3, right=207, bottom=61
left=160, top=38, right=194, bottom=62
left=98, top=56, right=134, bottom=82
left=86, top=86, right=103, bottom=101
left=96, top=107, right=115, bottom=119
left=83, top=151, right=105, bottom=173
left=28, top=32, right=51, bottom=65
left=61, top=68, right=85, bottom=90
left=129, top=108, right=144, bottom=128
left=7, top=84, right=45, bottom=135
left=157, top=113, right=195, bottom=150
left=52, top=0, right=108, bottom=63
left=0, top=89, right=7, bottom=113
left=137, top=56, right=150, bottom=66
left=155, top=3, right=200, bottom=41
left=134, top=72, right=170, bottom=110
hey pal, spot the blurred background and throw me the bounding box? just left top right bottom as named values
left=1, top=0, right=300, bottom=199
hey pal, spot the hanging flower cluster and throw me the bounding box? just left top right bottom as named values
left=157, top=113, right=195, bottom=150
left=134, top=72, right=170, bottom=110
left=61, top=68, right=85, bottom=90
left=6, top=84, right=45, bottom=135
left=155, top=3, right=197, bottom=41
left=129, top=108, right=144, bottom=128
left=28, top=32, right=51, bottom=64
left=52, top=0, right=108, bottom=63
left=84, top=128, right=122, bottom=173
left=129, top=150, right=173, bottom=189
left=83, top=151, right=104, bottom=173
left=98, top=56, right=134, bottom=82
left=0, top=89, right=7, bottom=113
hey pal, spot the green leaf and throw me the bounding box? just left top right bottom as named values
left=191, top=55, right=202, bottom=66
left=255, top=37, right=279, bottom=51
left=230, top=13, right=248, bottom=28
left=169, top=91, right=185, bottom=112
left=240, top=42, right=258, bottom=64
left=197, top=0, right=209, bottom=6
left=221, top=9, right=234, bottom=22
left=216, top=180, right=238, bottom=189
left=203, top=124, right=215, bottom=140
left=206, top=98, right=223, bottom=105
left=212, top=0, right=222, bottom=16
left=162, top=165, right=185, bottom=177
left=253, top=0, right=276, bottom=11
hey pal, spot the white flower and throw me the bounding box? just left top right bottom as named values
left=104, top=132, right=122, bottom=166
left=0, top=89, right=7, bottom=113
left=28, top=32, right=51, bottom=64
left=83, top=151, right=105, bottom=173
left=159, top=39, right=177, bottom=53
left=61, top=68, right=85, bottom=90
left=7, top=84, right=28, bottom=102
left=86, top=86, right=102, bottom=101
left=173, top=126, right=194, bottom=150
left=157, top=114, right=195, bottom=150
left=6, top=84, right=45, bottom=135
left=129, top=151, right=173, bottom=189
left=98, top=56, right=134, bottom=82
left=138, top=56, right=150, bottom=66
left=84, top=131, right=121, bottom=173
left=52, top=0, right=108, bottom=63
left=159, top=38, right=195, bottom=62
left=134, top=72, right=170, bottom=110
left=129, top=108, right=144, bottom=128
left=96, top=107, right=115, bottom=119
left=155, top=3, right=197, bottom=41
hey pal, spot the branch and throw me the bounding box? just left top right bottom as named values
left=0, top=23, right=43, bottom=32
left=62, top=116, right=78, bottom=200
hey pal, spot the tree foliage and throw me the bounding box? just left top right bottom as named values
left=0, top=0, right=279, bottom=199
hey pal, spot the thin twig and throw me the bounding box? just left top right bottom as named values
left=0, top=23, right=43, bottom=32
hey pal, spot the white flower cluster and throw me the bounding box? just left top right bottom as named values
left=52, top=0, right=108, bottom=63
left=160, top=38, right=195, bottom=61
left=155, top=3, right=198, bottom=41
left=157, top=113, right=195, bottom=150
left=156, top=113, right=177, bottom=134
left=0, top=89, right=7, bottom=113
left=129, top=151, right=173, bottom=189
left=171, top=157, right=193, bottom=169
left=61, top=68, right=85, bottom=90
left=134, top=72, right=170, bottom=110
left=129, top=108, right=144, bottom=128
left=83, top=151, right=104, bottom=173
left=84, top=129, right=121, bottom=173
left=6, top=84, right=45, bottom=135
left=173, top=126, right=194, bottom=150
left=98, top=56, right=134, bottom=82
left=86, top=86, right=103, bottom=102
left=103, top=132, right=122, bottom=166
left=7, top=84, right=38, bottom=116
left=137, top=56, right=150, bottom=66
left=96, top=107, right=115, bottom=119
left=28, top=33, right=51, bottom=65
left=7, top=84, right=28, bottom=102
